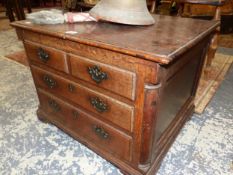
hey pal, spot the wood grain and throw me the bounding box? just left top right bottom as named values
left=37, top=89, right=133, bottom=162
left=12, top=17, right=218, bottom=175
left=24, top=41, right=69, bottom=73
left=69, top=54, right=137, bottom=100
left=31, top=65, right=134, bottom=132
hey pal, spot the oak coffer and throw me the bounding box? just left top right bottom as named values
left=12, top=15, right=219, bottom=175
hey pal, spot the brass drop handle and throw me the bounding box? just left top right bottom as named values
left=43, top=74, right=57, bottom=89
left=68, top=83, right=75, bottom=92
left=38, top=48, right=49, bottom=62
left=88, top=65, right=108, bottom=84
left=90, top=97, right=108, bottom=113
left=94, top=126, right=109, bottom=139
left=48, top=99, right=60, bottom=112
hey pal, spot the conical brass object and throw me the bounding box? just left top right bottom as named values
left=89, top=0, right=155, bottom=25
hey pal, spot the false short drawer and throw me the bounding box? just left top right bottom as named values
left=69, top=54, right=136, bottom=101
left=37, top=89, right=132, bottom=162
left=24, top=41, right=69, bottom=73
left=31, top=66, right=134, bottom=132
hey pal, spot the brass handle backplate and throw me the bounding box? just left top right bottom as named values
left=48, top=99, right=60, bottom=112
left=94, top=126, right=109, bottom=139
left=43, top=74, right=57, bottom=89
left=88, top=66, right=108, bottom=84
left=90, top=97, right=108, bottom=113
left=38, top=48, right=49, bottom=62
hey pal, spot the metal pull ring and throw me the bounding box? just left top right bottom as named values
left=38, top=47, right=49, bottom=63
left=43, top=74, right=57, bottom=89
left=94, top=126, right=109, bottom=139
left=48, top=99, right=60, bottom=112
left=88, top=65, right=108, bottom=84
left=90, top=97, right=108, bottom=113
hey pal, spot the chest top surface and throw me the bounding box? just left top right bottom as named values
left=12, top=15, right=219, bottom=64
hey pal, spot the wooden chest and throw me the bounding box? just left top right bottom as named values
left=181, top=0, right=233, bottom=16
left=12, top=15, right=219, bottom=175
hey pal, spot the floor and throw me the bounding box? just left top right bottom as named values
left=0, top=8, right=233, bottom=175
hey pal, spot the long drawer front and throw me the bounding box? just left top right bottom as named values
left=31, top=66, right=134, bottom=132
left=37, top=89, right=132, bottom=162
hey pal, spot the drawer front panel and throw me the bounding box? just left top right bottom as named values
left=24, top=41, right=69, bottom=73
left=37, top=90, right=132, bottom=161
left=69, top=54, right=136, bottom=100
left=32, top=66, right=134, bottom=132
